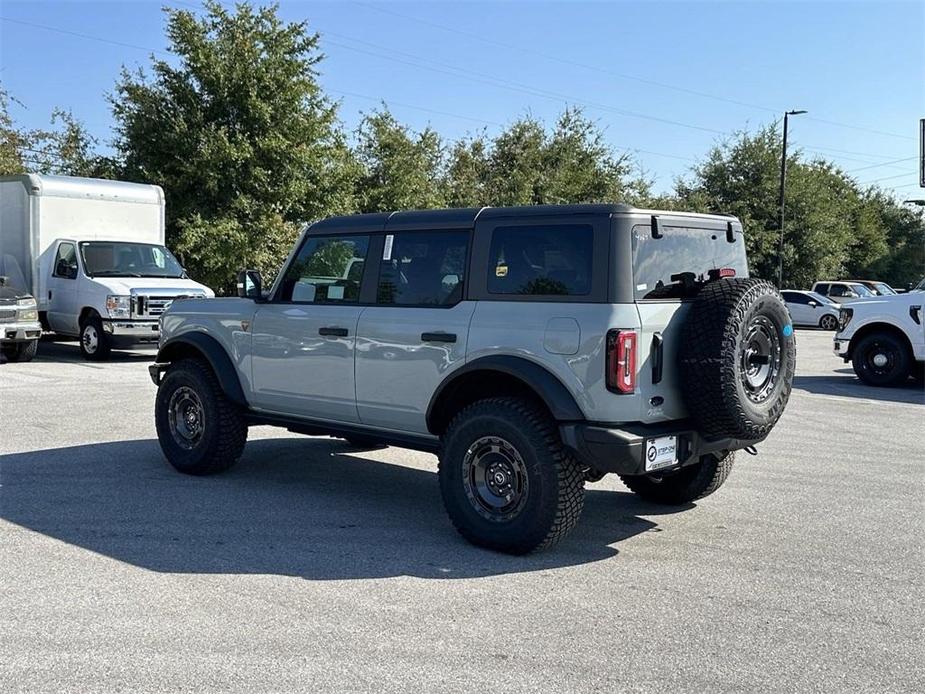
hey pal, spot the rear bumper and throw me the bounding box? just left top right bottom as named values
left=1, top=321, right=42, bottom=343
left=560, top=420, right=764, bottom=475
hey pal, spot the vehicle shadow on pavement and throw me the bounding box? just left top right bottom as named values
left=0, top=438, right=690, bottom=579
left=791, top=375, right=924, bottom=405
left=34, top=339, right=155, bottom=364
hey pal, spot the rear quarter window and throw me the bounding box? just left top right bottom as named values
left=632, top=224, right=748, bottom=300
left=487, top=224, right=593, bottom=296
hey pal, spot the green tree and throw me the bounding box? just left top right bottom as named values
left=354, top=109, right=445, bottom=212
left=111, top=0, right=356, bottom=292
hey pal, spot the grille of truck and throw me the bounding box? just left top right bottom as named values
left=0, top=309, right=15, bottom=323
left=134, top=296, right=180, bottom=318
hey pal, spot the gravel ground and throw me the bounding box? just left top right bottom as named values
left=1, top=330, right=922, bottom=693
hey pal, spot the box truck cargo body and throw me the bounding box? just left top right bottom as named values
left=0, top=174, right=213, bottom=360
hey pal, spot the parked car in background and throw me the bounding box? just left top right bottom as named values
left=0, top=275, right=41, bottom=363
left=781, top=290, right=840, bottom=330
left=846, top=279, right=897, bottom=296
left=0, top=174, right=214, bottom=361
left=834, top=292, right=925, bottom=386
left=811, top=281, right=875, bottom=303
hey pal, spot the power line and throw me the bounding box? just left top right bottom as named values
left=349, top=0, right=915, bottom=142
left=844, top=156, right=918, bottom=174
left=856, top=171, right=918, bottom=185
left=0, top=16, right=173, bottom=58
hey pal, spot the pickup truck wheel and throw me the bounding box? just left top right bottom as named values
left=851, top=332, right=911, bottom=387
left=679, top=279, right=796, bottom=441
left=618, top=452, right=734, bottom=505
left=79, top=314, right=112, bottom=361
left=2, top=340, right=38, bottom=362
left=438, top=397, right=585, bottom=554
left=155, top=358, right=247, bottom=475
left=819, top=314, right=838, bottom=331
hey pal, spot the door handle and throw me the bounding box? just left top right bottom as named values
left=421, top=332, right=457, bottom=343
left=319, top=327, right=348, bottom=337
left=48, top=291, right=52, bottom=300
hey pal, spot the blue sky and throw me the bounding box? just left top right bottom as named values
left=1, top=0, right=922, bottom=196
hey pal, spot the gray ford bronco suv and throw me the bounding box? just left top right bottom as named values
left=149, top=205, right=796, bottom=554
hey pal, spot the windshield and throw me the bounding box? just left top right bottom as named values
left=872, top=282, right=895, bottom=295
left=850, top=284, right=875, bottom=297
left=914, top=278, right=925, bottom=293
left=79, top=242, right=184, bottom=278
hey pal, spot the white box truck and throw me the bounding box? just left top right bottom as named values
left=0, top=174, right=213, bottom=360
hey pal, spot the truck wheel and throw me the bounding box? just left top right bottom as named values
left=618, top=452, right=734, bottom=505
left=679, top=279, right=796, bottom=441
left=79, top=314, right=112, bottom=361
left=2, top=340, right=39, bottom=362
left=851, top=331, right=911, bottom=387
left=819, top=314, right=838, bottom=331
left=438, top=397, right=585, bottom=554
left=154, top=358, right=248, bottom=475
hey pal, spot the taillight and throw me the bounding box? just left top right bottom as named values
left=606, top=329, right=637, bottom=394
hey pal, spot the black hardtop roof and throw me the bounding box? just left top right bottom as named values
left=305, top=203, right=737, bottom=234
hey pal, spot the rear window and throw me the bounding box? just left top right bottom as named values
left=487, top=224, right=593, bottom=296
left=632, top=224, right=748, bottom=300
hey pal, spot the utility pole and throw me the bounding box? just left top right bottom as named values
left=777, top=109, right=807, bottom=287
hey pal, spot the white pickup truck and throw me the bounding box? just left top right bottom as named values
left=834, top=291, right=925, bottom=386
left=0, top=174, right=213, bottom=360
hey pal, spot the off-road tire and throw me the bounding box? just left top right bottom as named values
left=79, top=313, right=112, bottom=361
left=619, top=452, right=735, bottom=505
left=679, top=278, right=796, bottom=441
left=155, top=358, right=248, bottom=475
left=819, top=314, right=838, bottom=331
left=851, top=331, right=912, bottom=387
left=439, top=397, right=585, bottom=554
left=2, top=339, right=38, bottom=362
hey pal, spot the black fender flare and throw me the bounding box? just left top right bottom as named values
left=155, top=332, right=247, bottom=407
left=425, top=355, right=585, bottom=433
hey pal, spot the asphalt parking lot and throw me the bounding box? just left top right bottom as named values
left=1, top=330, right=922, bottom=693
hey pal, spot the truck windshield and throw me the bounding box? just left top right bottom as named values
left=79, top=242, right=184, bottom=278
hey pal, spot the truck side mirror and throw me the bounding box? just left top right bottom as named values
left=237, top=269, right=263, bottom=299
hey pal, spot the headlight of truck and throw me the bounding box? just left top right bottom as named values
left=16, top=297, right=36, bottom=307
left=106, top=295, right=132, bottom=319
left=17, top=308, right=38, bottom=322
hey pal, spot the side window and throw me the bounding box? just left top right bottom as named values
left=53, top=242, right=78, bottom=279
left=279, top=235, right=369, bottom=303
left=829, top=284, right=849, bottom=297
left=784, top=292, right=808, bottom=305
left=487, top=224, right=593, bottom=296
left=377, top=231, right=469, bottom=306
left=815, top=283, right=829, bottom=295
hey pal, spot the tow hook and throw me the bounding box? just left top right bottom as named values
left=743, top=445, right=759, bottom=456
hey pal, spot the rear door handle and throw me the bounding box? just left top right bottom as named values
left=421, top=332, right=457, bottom=343
left=319, top=327, right=348, bottom=337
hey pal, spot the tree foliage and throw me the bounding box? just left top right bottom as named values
left=111, top=0, right=356, bottom=291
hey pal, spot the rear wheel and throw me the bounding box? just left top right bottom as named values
left=851, top=331, right=912, bottom=387
left=618, top=452, right=735, bottom=505
left=819, top=314, right=838, bottom=331
left=439, top=397, right=585, bottom=554
left=79, top=313, right=111, bottom=361
left=155, top=358, right=248, bottom=475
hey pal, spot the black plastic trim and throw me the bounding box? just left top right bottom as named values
left=425, top=355, right=585, bottom=432
left=154, top=333, right=248, bottom=407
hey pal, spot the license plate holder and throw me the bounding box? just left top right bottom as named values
left=645, top=435, right=678, bottom=472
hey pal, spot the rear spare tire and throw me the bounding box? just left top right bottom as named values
left=679, top=278, right=795, bottom=441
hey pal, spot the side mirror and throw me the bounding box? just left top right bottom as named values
left=236, top=269, right=263, bottom=299
left=808, top=300, right=818, bottom=307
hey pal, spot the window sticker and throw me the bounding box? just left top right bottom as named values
left=327, top=285, right=345, bottom=300
left=636, top=283, right=648, bottom=291
left=383, top=234, right=394, bottom=261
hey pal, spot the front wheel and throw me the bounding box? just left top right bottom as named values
left=618, top=452, right=734, bottom=505
left=851, top=332, right=911, bottom=387
left=438, top=397, right=585, bottom=554
left=154, top=358, right=248, bottom=475
left=79, top=314, right=112, bottom=361
left=1, top=340, right=38, bottom=362
left=819, top=314, right=838, bottom=331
